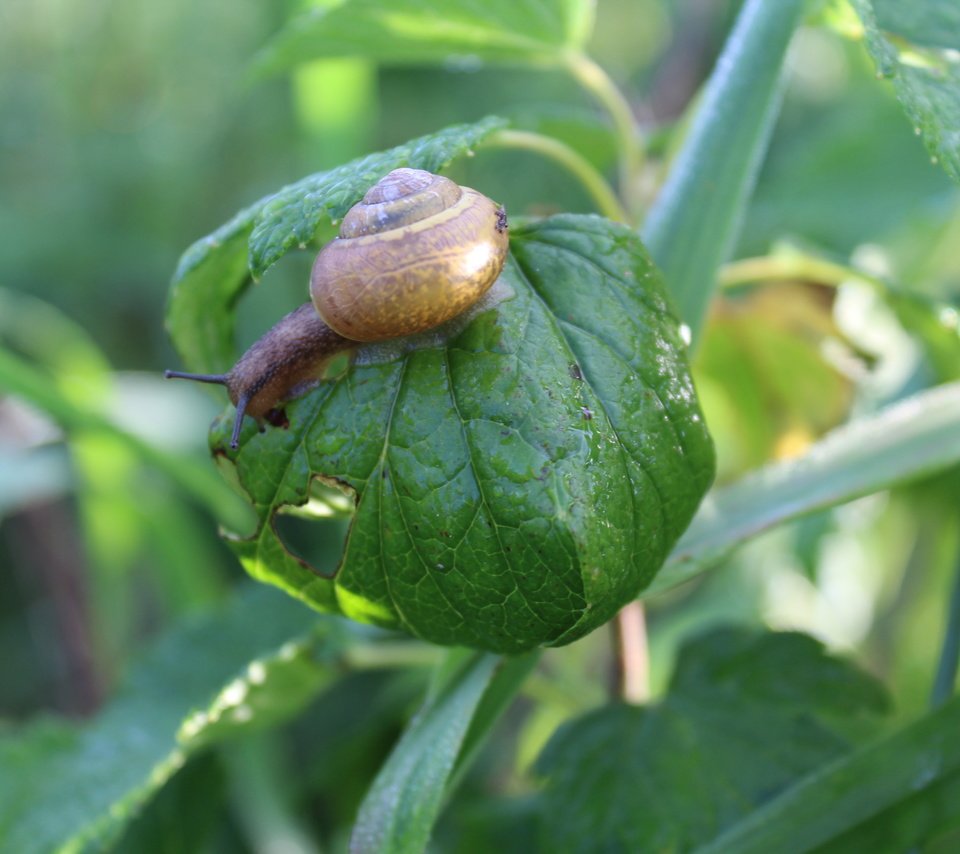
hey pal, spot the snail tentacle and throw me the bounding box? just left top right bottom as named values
left=163, top=370, right=229, bottom=385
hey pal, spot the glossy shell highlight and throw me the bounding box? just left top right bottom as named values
left=310, top=168, right=509, bottom=342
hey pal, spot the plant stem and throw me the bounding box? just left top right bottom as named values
left=564, top=52, right=643, bottom=213
left=931, top=545, right=960, bottom=707
left=342, top=640, right=443, bottom=670
left=720, top=252, right=887, bottom=292
left=484, top=129, right=630, bottom=223
left=612, top=601, right=650, bottom=703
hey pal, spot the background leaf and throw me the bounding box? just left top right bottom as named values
left=699, top=693, right=960, bottom=853
left=253, top=0, right=595, bottom=78
left=535, top=628, right=889, bottom=853
left=853, top=0, right=960, bottom=183
left=739, top=68, right=955, bottom=258
left=0, top=586, right=347, bottom=854
left=220, top=215, right=714, bottom=652
left=108, top=754, right=227, bottom=854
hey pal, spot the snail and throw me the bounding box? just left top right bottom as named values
left=166, top=168, right=510, bottom=448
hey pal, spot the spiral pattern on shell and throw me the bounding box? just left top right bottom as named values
left=310, top=168, right=509, bottom=343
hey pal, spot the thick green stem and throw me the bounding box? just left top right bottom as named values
left=565, top=53, right=643, bottom=213
left=643, top=0, right=809, bottom=345
left=484, top=129, right=629, bottom=223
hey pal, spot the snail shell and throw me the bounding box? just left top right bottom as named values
left=311, top=168, right=509, bottom=341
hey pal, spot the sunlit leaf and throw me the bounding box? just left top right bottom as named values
left=695, top=283, right=853, bottom=478
left=0, top=346, right=253, bottom=533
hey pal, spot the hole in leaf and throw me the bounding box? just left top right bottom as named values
left=271, top=476, right=356, bottom=574
left=272, top=511, right=348, bottom=574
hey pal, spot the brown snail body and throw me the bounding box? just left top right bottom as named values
left=166, top=169, right=509, bottom=448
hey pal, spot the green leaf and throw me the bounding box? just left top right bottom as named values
left=698, top=693, right=960, bottom=853
left=535, top=628, right=889, bottom=853
left=166, top=116, right=508, bottom=375
left=454, top=650, right=541, bottom=783
left=643, top=0, right=808, bottom=342
left=853, top=0, right=960, bottom=183
left=654, top=381, right=960, bottom=594
left=253, top=0, right=595, bottom=78
left=815, top=773, right=960, bottom=853
left=217, top=214, right=714, bottom=652
left=109, top=754, right=227, bottom=854
left=739, top=71, right=954, bottom=258
left=874, top=0, right=960, bottom=50
left=0, top=586, right=347, bottom=854
left=351, top=650, right=536, bottom=854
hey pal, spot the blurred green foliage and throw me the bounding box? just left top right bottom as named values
left=1, top=0, right=960, bottom=850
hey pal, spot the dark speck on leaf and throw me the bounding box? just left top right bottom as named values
left=440, top=530, right=450, bottom=538
left=569, top=363, right=583, bottom=381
